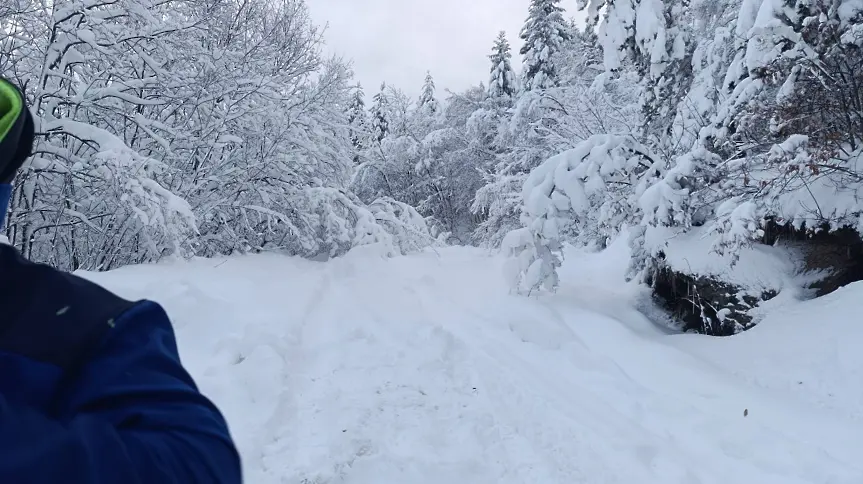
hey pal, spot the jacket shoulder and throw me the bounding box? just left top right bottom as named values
left=0, top=245, right=135, bottom=368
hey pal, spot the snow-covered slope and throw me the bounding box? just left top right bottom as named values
left=81, top=242, right=863, bottom=483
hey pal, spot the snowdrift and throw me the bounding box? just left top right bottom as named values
left=674, top=280, right=863, bottom=421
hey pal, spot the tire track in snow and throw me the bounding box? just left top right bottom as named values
left=271, top=258, right=508, bottom=483
left=410, top=277, right=697, bottom=483
left=254, top=271, right=334, bottom=482
left=387, top=256, right=667, bottom=481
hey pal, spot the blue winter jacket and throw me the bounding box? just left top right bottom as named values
left=0, top=185, right=242, bottom=483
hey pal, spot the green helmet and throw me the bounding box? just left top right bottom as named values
left=0, top=78, right=34, bottom=183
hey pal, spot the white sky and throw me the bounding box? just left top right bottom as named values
left=306, top=0, right=568, bottom=99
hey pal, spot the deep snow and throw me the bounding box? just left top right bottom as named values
left=81, top=241, right=863, bottom=483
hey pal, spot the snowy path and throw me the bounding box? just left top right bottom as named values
left=85, top=244, right=863, bottom=484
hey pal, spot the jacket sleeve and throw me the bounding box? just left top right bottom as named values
left=0, top=301, right=242, bottom=484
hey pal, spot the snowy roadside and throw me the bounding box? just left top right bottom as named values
left=80, top=244, right=863, bottom=483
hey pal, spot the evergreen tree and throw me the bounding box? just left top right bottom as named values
left=418, top=71, right=438, bottom=113
left=348, top=84, right=368, bottom=163
left=519, top=0, right=571, bottom=91
left=488, top=31, right=517, bottom=98
left=370, top=83, right=390, bottom=144
left=575, top=0, right=697, bottom=143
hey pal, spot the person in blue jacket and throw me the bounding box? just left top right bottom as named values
left=0, top=77, right=242, bottom=483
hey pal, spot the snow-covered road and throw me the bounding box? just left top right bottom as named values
left=84, top=242, right=863, bottom=483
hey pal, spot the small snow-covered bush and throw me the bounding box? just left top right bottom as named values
left=505, top=134, right=660, bottom=293
left=303, top=189, right=436, bottom=259
left=251, top=189, right=436, bottom=259
left=502, top=227, right=562, bottom=294
left=367, top=197, right=439, bottom=255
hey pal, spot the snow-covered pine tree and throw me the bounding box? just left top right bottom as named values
left=352, top=83, right=418, bottom=208
left=576, top=0, right=697, bottom=145
left=418, top=71, right=439, bottom=114
left=472, top=4, right=644, bottom=247
left=556, top=23, right=603, bottom=85
left=370, top=83, right=390, bottom=144
left=488, top=31, right=518, bottom=98
left=348, top=84, right=368, bottom=162
left=520, top=0, right=571, bottom=91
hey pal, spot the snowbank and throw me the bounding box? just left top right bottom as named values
left=674, top=281, right=863, bottom=421
left=644, top=224, right=804, bottom=295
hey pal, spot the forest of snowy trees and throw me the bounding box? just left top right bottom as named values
left=0, top=0, right=435, bottom=272
left=353, top=0, right=863, bottom=335
left=3, top=0, right=862, bottom=335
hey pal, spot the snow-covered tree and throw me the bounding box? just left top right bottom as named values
left=472, top=16, right=642, bottom=246
left=488, top=31, right=518, bottom=98
left=556, top=25, right=603, bottom=86
left=1, top=0, right=204, bottom=269
left=348, top=84, right=368, bottom=162
left=352, top=82, right=496, bottom=243
left=520, top=0, right=571, bottom=91
left=497, top=0, right=863, bottom=334
left=418, top=71, right=440, bottom=114
left=413, top=72, right=441, bottom=136
left=370, top=83, right=390, bottom=144
left=384, top=85, right=415, bottom=137
left=696, top=0, right=863, bottom=249
left=504, top=134, right=660, bottom=293
left=1, top=0, right=435, bottom=270
left=576, top=0, right=699, bottom=145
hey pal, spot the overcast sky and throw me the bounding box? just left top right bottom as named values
left=306, top=0, right=558, bottom=99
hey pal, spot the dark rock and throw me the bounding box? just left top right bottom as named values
left=762, top=221, right=863, bottom=297
left=648, top=221, right=863, bottom=337
left=647, top=264, right=777, bottom=336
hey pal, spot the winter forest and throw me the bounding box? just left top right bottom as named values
left=2, top=0, right=863, bottom=335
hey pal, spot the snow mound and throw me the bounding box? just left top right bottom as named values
left=674, top=281, right=863, bottom=421
left=644, top=225, right=804, bottom=294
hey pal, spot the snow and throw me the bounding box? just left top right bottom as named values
left=839, top=0, right=863, bottom=25
left=644, top=224, right=801, bottom=293
left=745, top=0, right=807, bottom=73
left=767, top=148, right=863, bottom=234
left=673, top=281, right=863, bottom=421
left=634, top=0, right=668, bottom=78
left=79, top=242, right=863, bottom=483
left=599, top=0, right=636, bottom=71
left=737, top=0, right=762, bottom=37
